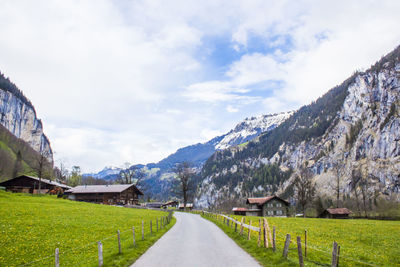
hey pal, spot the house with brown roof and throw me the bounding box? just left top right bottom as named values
left=0, top=175, right=71, bottom=194
left=232, top=195, right=289, bottom=217
left=318, top=208, right=352, bottom=219
left=66, top=184, right=143, bottom=205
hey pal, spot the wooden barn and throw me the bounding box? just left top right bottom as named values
left=0, top=175, right=71, bottom=194
left=319, top=208, right=352, bottom=219
left=66, top=184, right=143, bottom=205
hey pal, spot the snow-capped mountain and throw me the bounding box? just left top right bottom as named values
left=83, top=166, right=122, bottom=179
left=216, top=112, right=294, bottom=150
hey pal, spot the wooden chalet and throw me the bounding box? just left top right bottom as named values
left=319, top=208, right=352, bottom=219
left=66, top=184, right=143, bottom=205
left=162, top=200, right=179, bottom=208
left=0, top=175, right=71, bottom=194
left=233, top=195, right=289, bottom=217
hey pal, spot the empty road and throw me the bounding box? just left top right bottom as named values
left=131, top=212, right=261, bottom=267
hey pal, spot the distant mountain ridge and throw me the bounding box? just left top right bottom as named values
left=86, top=112, right=292, bottom=177
left=86, top=112, right=293, bottom=199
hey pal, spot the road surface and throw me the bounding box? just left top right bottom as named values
left=131, top=212, right=261, bottom=267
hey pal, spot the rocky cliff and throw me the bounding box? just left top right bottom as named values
left=0, top=73, right=53, bottom=162
left=196, top=45, right=400, bottom=208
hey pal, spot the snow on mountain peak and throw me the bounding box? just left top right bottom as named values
left=215, top=111, right=293, bottom=150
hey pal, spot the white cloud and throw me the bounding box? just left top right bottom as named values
left=226, top=105, right=239, bottom=113
left=0, top=0, right=399, bottom=172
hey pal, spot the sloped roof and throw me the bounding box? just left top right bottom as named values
left=232, top=207, right=248, bottom=212
left=326, top=208, right=352, bottom=215
left=66, top=184, right=143, bottom=195
left=246, top=195, right=289, bottom=206
left=0, top=175, right=71, bottom=189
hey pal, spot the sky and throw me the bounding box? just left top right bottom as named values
left=1, top=0, right=400, bottom=173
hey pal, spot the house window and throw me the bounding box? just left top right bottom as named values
left=267, top=203, right=273, bottom=207
left=267, top=210, right=274, bottom=216
left=276, top=203, right=282, bottom=207
left=276, top=210, right=282, bottom=215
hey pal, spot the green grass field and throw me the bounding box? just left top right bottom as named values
left=0, top=191, right=175, bottom=267
left=202, top=213, right=400, bottom=267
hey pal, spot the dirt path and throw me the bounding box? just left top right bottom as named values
left=131, top=212, right=261, bottom=267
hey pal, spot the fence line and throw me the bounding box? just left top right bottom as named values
left=202, top=210, right=380, bottom=267
left=18, top=211, right=174, bottom=267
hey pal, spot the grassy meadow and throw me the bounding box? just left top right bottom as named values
left=0, top=191, right=175, bottom=267
left=202, top=213, right=400, bottom=267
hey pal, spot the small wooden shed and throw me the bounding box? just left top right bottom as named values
left=319, top=208, right=352, bottom=219
left=0, top=175, right=71, bottom=194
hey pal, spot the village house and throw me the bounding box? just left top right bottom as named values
left=162, top=200, right=179, bottom=209
left=0, top=175, right=71, bottom=194
left=66, top=184, right=143, bottom=205
left=232, top=195, right=289, bottom=217
left=319, top=208, right=352, bottom=219
left=178, top=203, right=193, bottom=210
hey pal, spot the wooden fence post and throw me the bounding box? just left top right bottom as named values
left=247, top=220, right=252, bottom=240
left=132, top=226, right=136, bottom=246
left=283, top=234, right=291, bottom=258
left=156, top=218, right=159, bottom=232
left=263, top=218, right=268, bottom=248
left=258, top=219, right=261, bottom=247
left=337, top=245, right=341, bottom=267
left=223, top=217, right=226, bottom=224
left=55, top=248, right=59, bottom=267
left=142, top=220, right=144, bottom=241
left=331, top=241, right=338, bottom=267
left=235, top=221, right=238, bottom=232
left=297, top=236, right=304, bottom=267
left=305, top=230, right=307, bottom=258
left=240, top=218, right=244, bottom=236
left=117, top=230, right=122, bottom=254
left=265, top=218, right=273, bottom=247
left=150, top=220, right=153, bottom=235
left=273, top=226, right=276, bottom=252
left=98, top=241, right=103, bottom=267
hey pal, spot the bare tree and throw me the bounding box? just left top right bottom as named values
left=32, top=149, right=52, bottom=194
left=294, top=166, right=315, bottom=217
left=119, top=163, right=145, bottom=186
left=174, top=162, right=194, bottom=210
left=350, top=168, right=362, bottom=214
left=333, top=152, right=345, bottom=208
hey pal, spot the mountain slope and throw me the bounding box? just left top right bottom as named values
left=196, top=45, right=400, bottom=209
left=0, top=72, right=53, bottom=180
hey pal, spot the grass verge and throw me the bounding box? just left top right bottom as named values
left=0, top=191, right=175, bottom=266
left=202, top=212, right=400, bottom=267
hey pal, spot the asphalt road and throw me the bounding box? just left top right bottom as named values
left=131, top=212, right=261, bottom=267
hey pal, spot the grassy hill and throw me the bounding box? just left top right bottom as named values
left=203, top=213, right=400, bottom=266
left=0, top=124, right=45, bottom=181
left=0, top=191, right=175, bottom=266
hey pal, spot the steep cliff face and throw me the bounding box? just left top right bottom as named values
left=0, top=80, right=53, bottom=162
left=197, top=45, right=400, bottom=208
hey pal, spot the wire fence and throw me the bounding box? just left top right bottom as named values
left=17, top=211, right=173, bottom=267
left=202, top=211, right=381, bottom=267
